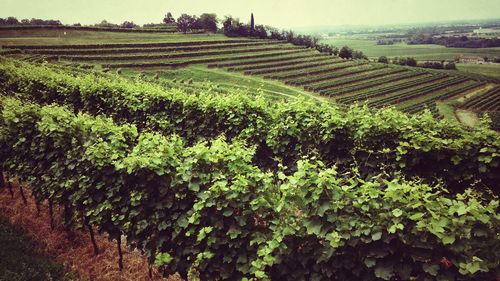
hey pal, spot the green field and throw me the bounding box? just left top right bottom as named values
left=122, top=65, right=324, bottom=101
left=456, top=63, right=500, bottom=79
left=321, top=38, right=500, bottom=60
left=0, top=28, right=230, bottom=45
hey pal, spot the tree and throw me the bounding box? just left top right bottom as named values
left=445, top=62, right=457, bottom=70
left=177, top=14, right=196, bottom=33
left=405, top=57, right=417, bottom=67
left=250, top=13, right=255, bottom=33
left=339, top=46, right=353, bottom=59
left=223, top=16, right=235, bottom=36
left=378, top=56, right=389, bottom=64
left=6, top=17, right=19, bottom=25
left=121, top=21, right=138, bottom=28
left=352, top=50, right=367, bottom=60
left=163, top=12, right=175, bottom=24
left=252, top=24, right=267, bottom=39
left=198, top=13, right=218, bottom=33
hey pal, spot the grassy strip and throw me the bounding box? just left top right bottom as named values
left=23, top=41, right=287, bottom=55
left=0, top=216, right=71, bottom=281
left=60, top=45, right=301, bottom=61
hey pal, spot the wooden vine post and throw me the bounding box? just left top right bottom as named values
left=19, top=183, right=28, bottom=205
left=117, top=235, right=124, bottom=271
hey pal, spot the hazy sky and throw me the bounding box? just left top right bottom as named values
left=1, top=0, right=499, bottom=28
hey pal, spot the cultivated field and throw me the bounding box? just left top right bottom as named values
left=321, top=37, right=500, bottom=60
left=2, top=28, right=498, bottom=121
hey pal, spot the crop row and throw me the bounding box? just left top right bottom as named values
left=243, top=59, right=339, bottom=76
left=473, top=95, right=500, bottom=111
left=265, top=60, right=365, bottom=80
left=464, top=92, right=500, bottom=111
left=461, top=85, right=500, bottom=111
left=369, top=77, right=469, bottom=108
left=1, top=59, right=498, bottom=192
left=310, top=68, right=407, bottom=93
left=206, top=51, right=321, bottom=68
left=1, top=39, right=261, bottom=50
left=60, top=45, right=300, bottom=61
left=103, top=49, right=313, bottom=68
left=401, top=101, right=442, bottom=119
left=325, top=70, right=424, bottom=97
left=287, top=64, right=386, bottom=86
left=337, top=74, right=447, bottom=104
left=2, top=97, right=498, bottom=280
left=399, top=82, right=486, bottom=118
left=226, top=55, right=334, bottom=72
left=21, top=41, right=288, bottom=55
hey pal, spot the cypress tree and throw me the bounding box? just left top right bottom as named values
left=250, top=13, right=255, bottom=32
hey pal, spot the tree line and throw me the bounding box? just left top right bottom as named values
left=377, top=56, right=457, bottom=70
left=407, top=35, right=500, bottom=48
left=162, top=12, right=368, bottom=58
left=0, top=17, right=62, bottom=26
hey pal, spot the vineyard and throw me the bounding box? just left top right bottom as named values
left=460, top=85, right=500, bottom=112
left=0, top=27, right=499, bottom=281
left=2, top=37, right=498, bottom=121
left=0, top=54, right=499, bottom=280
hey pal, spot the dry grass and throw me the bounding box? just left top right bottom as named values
left=0, top=179, right=182, bottom=281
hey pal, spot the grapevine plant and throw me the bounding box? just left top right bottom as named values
left=0, top=59, right=498, bottom=193
left=0, top=98, right=498, bottom=280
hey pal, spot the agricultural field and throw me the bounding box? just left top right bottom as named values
left=0, top=25, right=499, bottom=281
left=456, top=62, right=500, bottom=80
left=2, top=28, right=498, bottom=122
left=321, top=37, right=500, bottom=60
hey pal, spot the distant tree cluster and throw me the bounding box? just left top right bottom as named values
left=376, top=39, right=402, bottom=45
left=222, top=15, right=349, bottom=56
left=338, top=46, right=367, bottom=59
left=407, top=35, right=500, bottom=48
left=393, top=57, right=418, bottom=67
left=163, top=12, right=175, bottom=24
left=378, top=56, right=389, bottom=64
left=120, top=21, right=138, bottom=28
left=379, top=56, right=457, bottom=70
left=419, top=61, right=457, bottom=70
left=0, top=17, right=62, bottom=26
left=93, top=20, right=138, bottom=29
left=162, top=12, right=218, bottom=33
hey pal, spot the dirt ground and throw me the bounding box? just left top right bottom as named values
left=0, top=178, right=182, bottom=281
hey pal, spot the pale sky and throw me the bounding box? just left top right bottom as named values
left=1, top=0, right=499, bottom=28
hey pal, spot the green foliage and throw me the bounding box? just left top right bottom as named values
left=0, top=59, right=498, bottom=193
left=0, top=98, right=498, bottom=280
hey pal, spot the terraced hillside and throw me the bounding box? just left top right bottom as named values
left=460, top=85, right=500, bottom=112
left=1, top=34, right=498, bottom=119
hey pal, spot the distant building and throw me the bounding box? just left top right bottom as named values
left=458, top=55, right=485, bottom=64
